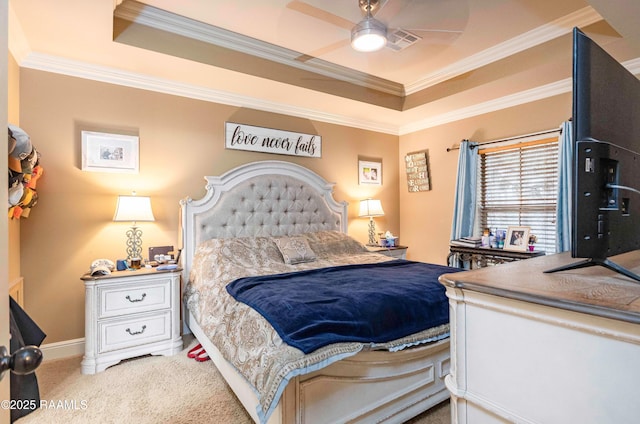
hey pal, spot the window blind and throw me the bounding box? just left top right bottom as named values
left=478, top=140, right=559, bottom=253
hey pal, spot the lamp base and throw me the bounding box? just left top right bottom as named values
left=367, top=217, right=377, bottom=246
left=125, top=225, right=144, bottom=260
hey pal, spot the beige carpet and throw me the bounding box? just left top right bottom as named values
left=17, top=337, right=450, bottom=423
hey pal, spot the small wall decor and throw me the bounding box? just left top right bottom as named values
left=504, top=226, right=531, bottom=252
left=81, top=131, right=139, bottom=173
left=405, top=150, right=431, bottom=192
left=358, top=160, right=382, bottom=186
left=224, top=122, right=321, bottom=158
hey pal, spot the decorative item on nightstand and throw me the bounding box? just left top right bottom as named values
left=358, top=198, right=384, bottom=246
left=113, top=192, right=155, bottom=263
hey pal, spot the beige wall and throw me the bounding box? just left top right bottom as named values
left=399, top=94, right=572, bottom=266
left=19, top=69, right=400, bottom=343
left=8, top=52, right=19, bottom=283
left=19, top=66, right=573, bottom=344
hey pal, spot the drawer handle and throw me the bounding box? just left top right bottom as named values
left=125, top=293, right=147, bottom=303
left=125, top=325, right=147, bottom=336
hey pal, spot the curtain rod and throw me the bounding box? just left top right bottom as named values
left=446, top=127, right=561, bottom=152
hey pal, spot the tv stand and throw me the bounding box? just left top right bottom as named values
left=439, top=251, right=640, bottom=423
left=544, top=257, right=640, bottom=283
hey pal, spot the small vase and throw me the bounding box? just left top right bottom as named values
left=528, top=245, right=535, bottom=252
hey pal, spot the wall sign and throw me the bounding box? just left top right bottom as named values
left=225, top=122, right=321, bottom=158
left=405, top=150, right=431, bottom=192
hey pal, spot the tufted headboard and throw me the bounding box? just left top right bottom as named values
left=180, top=160, right=348, bottom=282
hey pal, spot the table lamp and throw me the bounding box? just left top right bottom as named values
left=113, top=192, right=155, bottom=261
left=358, top=199, right=384, bottom=246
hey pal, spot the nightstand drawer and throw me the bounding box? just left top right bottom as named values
left=99, top=279, right=171, bottom=318
left=99, top=311, right=171, bottom=353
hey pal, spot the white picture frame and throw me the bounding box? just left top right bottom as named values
left=504, top=226, right=530, bottom=252
left=81, top=131, right=139, bottom=173
left=358, top=160, right=382, bottom=186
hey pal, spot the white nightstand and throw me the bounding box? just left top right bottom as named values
left=367, top=245, right=408, bottom=259
left=80, top=267, right=183, bottom=374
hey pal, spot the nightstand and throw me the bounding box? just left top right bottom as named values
left=367, top=245, right=408, bottom=259
left=80, top=267, right=183, bottom=374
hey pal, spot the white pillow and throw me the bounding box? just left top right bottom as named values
left=273, top=236, right=317, bottom=265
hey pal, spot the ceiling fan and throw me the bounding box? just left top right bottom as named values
left=287, top=0, right=465, bottom=55
left=351, top=0, right=390, bottom=52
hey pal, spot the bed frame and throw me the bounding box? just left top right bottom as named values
left=180, top=160, right=450, bottom=424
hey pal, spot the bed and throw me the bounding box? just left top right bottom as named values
left=180, top=160, right=456, bottom=424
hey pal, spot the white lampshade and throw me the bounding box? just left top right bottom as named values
left=113, top=195, right=155, bottom=223
left=358, top=199, right=385, bottom=217
left=351, top=17, right=387, bottom=52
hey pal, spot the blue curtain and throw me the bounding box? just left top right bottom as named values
left=449, top=140, right=478, bottom=266
left=556, top=121, right=573, bottom=252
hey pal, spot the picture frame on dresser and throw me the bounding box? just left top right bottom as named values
left=504, top=226, right=530, bottom=252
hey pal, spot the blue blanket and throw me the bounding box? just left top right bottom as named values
left=226, top=260, right=461, bottom=354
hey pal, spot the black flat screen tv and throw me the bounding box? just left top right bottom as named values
left=546, top=28, right=640, bottom=282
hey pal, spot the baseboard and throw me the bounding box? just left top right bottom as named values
left=39, top=335, right=193, bottom=362
left=40, top=338, right=85, bottom=361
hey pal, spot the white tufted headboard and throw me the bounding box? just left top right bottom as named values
left=180, top=160, right=348, bottom=283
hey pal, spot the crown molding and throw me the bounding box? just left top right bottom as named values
left=115, top=2, right=602, bottom=100
left=19, top=52, right=400, bottom=135
left=399, top=56, right=640, bottom=135
left=399, top=79, right=571, bottom=135
left=114, top=0, right=404, bottom=97
left=404, top=6, right=603, bottom=95
left=625, top=57, right=640, bottom=74
left=17, top=50, right=640, bottom=137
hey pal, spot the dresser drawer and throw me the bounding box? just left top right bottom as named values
left=99, top=278, right=172, bottom=318
left=98, top=311, right=172, bottom=353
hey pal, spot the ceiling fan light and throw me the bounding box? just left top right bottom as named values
left=351, top=17, right=387, bottom=52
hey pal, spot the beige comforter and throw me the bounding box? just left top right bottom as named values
left=184, top=230, right=449, bottom=420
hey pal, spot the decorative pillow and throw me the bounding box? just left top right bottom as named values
left=304, top=230, right=368, bottom=257
left=273, top=236, right=317, bottom=265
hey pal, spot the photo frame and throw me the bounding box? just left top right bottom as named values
left=504, top=226, right=531, bottom=251
left=81, top=131, right=139, bottom=173
left=358, top=160, right=382, bottom=186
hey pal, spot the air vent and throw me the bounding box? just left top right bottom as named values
left=386, top=29, right=421, bottom=51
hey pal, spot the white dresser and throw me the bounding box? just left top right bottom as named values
left=81, top=267, right=183, bottom=374
left=439, top=251, right=640, bottom=424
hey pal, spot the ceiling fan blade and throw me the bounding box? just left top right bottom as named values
left=286, top=0, right=355, bottom=31
left=295, top=39, right=351, bottom=62
left=384, top=0, right=469, bottom=33
left=374, top=0, right=411, bottom=24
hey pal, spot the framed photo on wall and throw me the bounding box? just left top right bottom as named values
left=504, top=226, right=530, bottom=251
left=358, top=160, right=382, bottom=186
left=81, top=131, right=139, bottom=173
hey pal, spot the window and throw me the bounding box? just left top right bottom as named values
left=478, top=138, right=559, bottom=254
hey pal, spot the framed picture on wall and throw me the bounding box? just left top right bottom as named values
left=504, top=226, right=530, bottom=251
left=358, top=160, right=382, bottom=186
left=81, top=131, right=139, bottom=173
